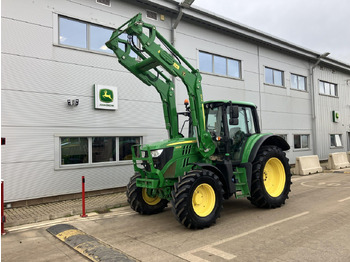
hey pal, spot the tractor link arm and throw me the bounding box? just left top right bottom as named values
left=106, top=13, right=215, bottom=158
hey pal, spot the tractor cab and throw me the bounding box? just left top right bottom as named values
left=204, top=101, right=260, bottom=163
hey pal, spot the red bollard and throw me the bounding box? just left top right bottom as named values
left=1, top=180, right=7, bottom=235
left=81, top=176, right=87, bottom=217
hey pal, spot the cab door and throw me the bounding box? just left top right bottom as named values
left=227, top=106, right=256, bottom=161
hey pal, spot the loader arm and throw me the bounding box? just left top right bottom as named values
left=106, top=13, right=215, bottom=158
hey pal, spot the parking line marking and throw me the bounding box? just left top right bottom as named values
left=202, top=246, right=237, bottom=260
left=179, top=211, right=309, bottom=261
left=338, top=196, right=350, bottom=202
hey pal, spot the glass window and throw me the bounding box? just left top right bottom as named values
left=291, top=74, right=298, bottom=89
left=214, top=55, right=227, bottom=75
left=199, top=51, right=241, bottom=78
left=294, top=134, right=309, bottom=149
left=319, top=81, right=338, bottom=96
left=59, top=17, right=87, bottom=48
left=199, top=52, right=213, bottom=73
left=92, top=137, right=116, bottom=163
left=291, top=74, right=306, bottom=91
left=274, top=70, right=283, bottom=86
left=228, top=59, right=240, bottom=78
left=298, top=76, right=306, bottom=91
left=59, top=16, right=137, bottom=56
left=60, top=136, right=141, bottom=167
left=265, top=67, right=284, bottom=86
left=119, top=137, right=141, bottom=161
left=265, top=68, right=273, bottom=85
left=90, top=25, right=113, bottom=54
left=61, top=137, right=88, bottom=165
left=330, top=134, right=342, bottom=147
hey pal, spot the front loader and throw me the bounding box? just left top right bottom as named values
left=106, top=14, right=291, bottom=229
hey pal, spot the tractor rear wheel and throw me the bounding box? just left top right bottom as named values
left=249, top=146, right=291, bottom=208
left=171, top=170, right=223, bottom=229
left=127, top=173, right=168, bottom=215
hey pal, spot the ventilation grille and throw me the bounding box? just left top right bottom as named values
left=182, top=145, right=192, bottom=155
left=96, top=0, right=111, bottom=7
left=146, top=10, right=158, bottom=20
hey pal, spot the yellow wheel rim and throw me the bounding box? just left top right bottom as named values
left=192, top=183, right=216, bottom=217
left=263, top=158, right=286, bottom=197
left=142, top=188, right=161, bottom=206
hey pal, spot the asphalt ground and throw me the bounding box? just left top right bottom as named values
left=2, top=169, right=350, bottom=261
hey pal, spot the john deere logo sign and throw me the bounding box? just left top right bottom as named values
left=100, top=89, right=114, bottom=103
left=332, top=110, right=340, bottom=123
left=94, top=85, right=118, bottom=110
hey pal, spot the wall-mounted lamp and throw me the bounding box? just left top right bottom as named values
left=67, top=99, right=79, bottom=106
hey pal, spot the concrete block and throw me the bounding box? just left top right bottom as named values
left=294, top=155, right=323, bottom=175
left=327, top=152, right=350, bottom=170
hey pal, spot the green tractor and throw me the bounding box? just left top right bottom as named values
left=106, top=14, right=291, bottom=229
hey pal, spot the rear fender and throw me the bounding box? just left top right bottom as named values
left=246, top=134, right=290, bottom=163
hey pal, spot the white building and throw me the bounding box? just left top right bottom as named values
left=2, top=0, right=350, bottom=205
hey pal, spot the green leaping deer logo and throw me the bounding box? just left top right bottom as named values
left=99, top=89, right=114, bottom=103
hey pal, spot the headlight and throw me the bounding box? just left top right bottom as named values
left=150, top=149, right=163, bottom=158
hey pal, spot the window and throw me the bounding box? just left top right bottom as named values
left=92, top=137, right=116, bottom=163
left=330, top=134, right=342, bottom=148
left=58, top=16, right=137, bottom=57
left=294, top=134, right=309, bottom=149
left=319, top=80, right=338, bottom=96
left=199, top=51, right=241, bottom=78
left=61, top=137, right=88, bottom=165
left=60, top=136, right=141, bottom=166
left=291, top=74, right=306, bottom=91
left=119, top=137, right=141, bottom=161
left=265, top=67, right=284, bottom=86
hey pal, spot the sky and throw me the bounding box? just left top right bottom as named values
left=190, top=0, right=350, bottom=64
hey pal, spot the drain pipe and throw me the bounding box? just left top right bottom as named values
left=171, top=0, right=195, bottom=108
left=310, top=52, right=330, bottom=155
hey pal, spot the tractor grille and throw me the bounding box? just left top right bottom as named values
left=182, top=145, right=192, bottom=155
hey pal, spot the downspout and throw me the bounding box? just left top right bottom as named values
left=310, top=52, right=330, bottom=155
left=171, top=0, right=195, bottom=103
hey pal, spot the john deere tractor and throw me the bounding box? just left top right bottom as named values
left=106, top=14, right=291, bottom=229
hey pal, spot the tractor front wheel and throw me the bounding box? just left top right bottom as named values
left=127, top=173, right=168, bottom=215
left=171, top=170, right=223, bottom=229
left=249, top=146, right=291, bottom=208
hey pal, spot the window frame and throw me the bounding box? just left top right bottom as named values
left=55, top=135, right=143, bottom=170
left=55, top=14, right=138, bottom=57
left=330, top=134, right=343, bottom=148
left=319, top=80, right=338, bottom=97
left=198, top=51, right=242, bottom=79
left=290, top=73, right=307, bottom=91
left=293, top=134, right=310, bottom=150
left=265, top=67, right=284, bottom=87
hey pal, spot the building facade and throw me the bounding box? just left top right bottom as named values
left=2, top=0, right=350, bottom=203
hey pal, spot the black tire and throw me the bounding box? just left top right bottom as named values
left=171, top=170, right=224, bottom=229
left=126, top=173, right=168, bottom=215
left=249, top=145, right=292, bottom=208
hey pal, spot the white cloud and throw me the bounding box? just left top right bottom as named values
left=192, top=0, right=350, bottom=63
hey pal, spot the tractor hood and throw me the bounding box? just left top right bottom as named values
left=142, top=137, right=197, bottom=151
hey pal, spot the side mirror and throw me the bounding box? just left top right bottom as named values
left=229, top=105, right=239, bottom=125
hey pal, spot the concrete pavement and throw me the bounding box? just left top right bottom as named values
left=2, top=169, right=350, bottom=262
